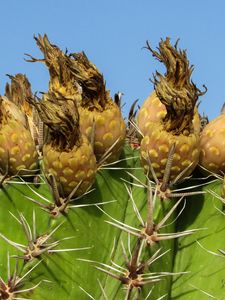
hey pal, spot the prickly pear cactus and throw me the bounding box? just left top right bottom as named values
left=0, top=35, right=225, bottom=300
left=1, top=146, right=224, bottom=300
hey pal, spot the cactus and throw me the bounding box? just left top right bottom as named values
left=172, top=178, right=225, bottom=299
left=1, top=146, right=224, bottom=300
left=0, top=36, right=225, bottom=300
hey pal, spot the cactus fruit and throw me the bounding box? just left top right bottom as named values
left=25, top=34, right=98, bottom=198
left=139, top=38, right=206, bottom=181
left=5, top=73, right=39, bottom=144
left=30, top=91, right=97, bottom=198
left=137, top=92, right=201, bottom=137
left=67, top=51, right=126, bottom=163
left=199, top=110, right=225, bottom=174
left=0, top=75, right=38, bottom=177
left=28, top=34, right=126, bottom=164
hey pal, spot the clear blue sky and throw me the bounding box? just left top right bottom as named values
left=0, top=0, right=225, bottom=120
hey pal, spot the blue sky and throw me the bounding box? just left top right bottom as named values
left=0, top=0, right=225, bottom=120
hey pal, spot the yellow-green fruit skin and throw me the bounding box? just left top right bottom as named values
left=199, top=114, right=225, bottom=174
left=79, top=103, right=126, bottom=162
left=43, top=135, right=97, bottom=197
left=140, top=122, right=200, bottom=180
left=137, top=92, right=201, bottom=137
left=0, top=120, right=38, bottom=175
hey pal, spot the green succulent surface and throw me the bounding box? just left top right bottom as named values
left=0, top=147, right=224, bottom=300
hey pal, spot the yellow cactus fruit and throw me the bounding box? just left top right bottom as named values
left=5, top=73, right=39, bottom=145
left=78, top=101, right=126, bottom=163
left=140, top=38, right=206, bottom=181
left=67, top=52, right=126, bottom=163
left=137, top=91, right=201, bottom=137
left=29, top=35, right=126, bottom=163
left=199, top=113, right=225, bottom=174
left=28, top=34, right=97, bottom=197
left=0, top=75, right=39, bottom=176
left=33, top=93, right=97, bottom=197
left=43, top=135, right=96, bottom=197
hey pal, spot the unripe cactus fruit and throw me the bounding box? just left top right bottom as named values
left=31, top=92, right=97, bottom=197
left=0, top=75, right=38, bottom=176
left=139, top=38, right=206, bottom=180
left=199, top=113, right=225, bottom=174
left=137, top=92, right=201, bottom=137
left=43, top=135, right=97, bottom=197
left=5, top=73, right=39, bottom=143
left=78, top=100, right=126, bottom=163
left=30, top=35, right=126, bottom=164
left=66, top=52, right=126, bottom=163
left=27, top=35, right=97, bottom=197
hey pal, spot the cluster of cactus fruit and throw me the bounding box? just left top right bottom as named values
left=0, top=35, right=225, bottom=300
